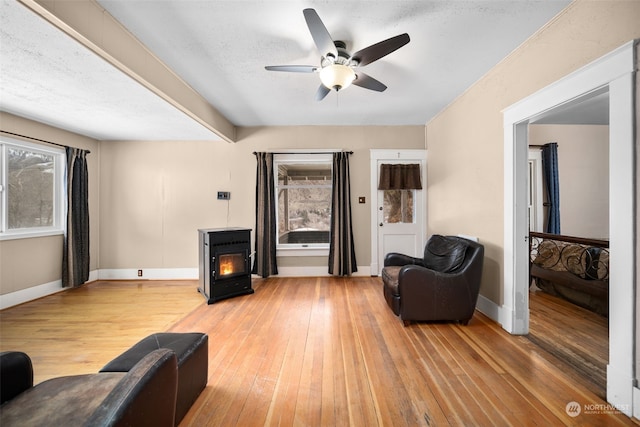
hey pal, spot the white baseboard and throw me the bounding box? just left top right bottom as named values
left=98, top=266, right=371, bottom=280
left=88, top=269, right=99, bottom=282
left=2, top=266, right=374, bottom=309
left=0, top=269, right=103, bottom=309
left=478, top=294, right=535, bottom=334
left=633, top=387, right=640, bottom=419
left=607, top=364, right=634, bottom=417
left=475, top=294, right=501, bottom=323
left=98, top=268, right=199, bottom=281
left=274, top=265, right=372, bottom=277
left=0, top=279, right=64, bottom=310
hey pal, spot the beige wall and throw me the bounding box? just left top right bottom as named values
left=0, top=112, right=100, bottom=295
left=529, top=124, right=609, bottom=239
left=99, top=126, right=425, bottom=270
left=425, top=0, right=640, bottom=304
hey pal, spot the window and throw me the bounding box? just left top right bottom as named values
left=382, top=190, right=414, bottom=223
left=274, top=153, right=332, bottom=254
left=0, top=137, right=65, bottom=240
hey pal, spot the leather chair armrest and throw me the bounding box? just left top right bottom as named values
left=384, top=252, right=424, bottom=267
left=0, top=352, right=33, bottom=404
left=398, top=265, right=457, bottom=295
left=398, top=265, right=478, bottom=322
left=87, top=348, right=178, bottom=427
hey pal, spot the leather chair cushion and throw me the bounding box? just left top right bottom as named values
left=423, top=235, right=469, bottom=273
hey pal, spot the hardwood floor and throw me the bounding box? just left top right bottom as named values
left=0, top=280, right=204, bottom=382
left=528, top=287, right=608, bottom=399
left=0, top=277, right=635, bottom=426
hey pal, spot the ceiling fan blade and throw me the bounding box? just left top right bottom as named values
left=353, top=72, right=387, bottom=92
left=303, top=8, right=338, bottom=59
left=265, top=65, right=318, bottom=73
left=315, top=84, right=331, bottom=101
left=350, top=33, right=410, bottom=67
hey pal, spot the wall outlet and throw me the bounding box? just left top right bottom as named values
left=137, top=269, right=143, bottom=277
left=217, top=191, right=230, bottom=200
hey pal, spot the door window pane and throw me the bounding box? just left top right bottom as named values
left=383, top=190, right=414, bottom=223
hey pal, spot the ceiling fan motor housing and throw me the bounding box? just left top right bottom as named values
left=323, top=40, right=354, bottom=66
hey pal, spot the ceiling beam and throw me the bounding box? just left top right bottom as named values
left=19, top=0, right=237, bottom=143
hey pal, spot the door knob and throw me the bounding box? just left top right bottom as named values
left=379, top=223, right=384, bottom=227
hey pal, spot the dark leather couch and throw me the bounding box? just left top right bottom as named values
left=0, top=349, right=178, bottom=426
left=382, top=235, right=484, bottom=325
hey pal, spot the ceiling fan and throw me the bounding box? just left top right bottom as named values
left=265, top=8, right=410, bottom=101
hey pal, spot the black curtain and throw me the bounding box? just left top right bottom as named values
left=542, top=142, right=561, bottom=234
left=62, top=147, right=90, bottom=287
left=252, top=152, right=278, bottom=277
left=328, top=152, right=357, bottom=276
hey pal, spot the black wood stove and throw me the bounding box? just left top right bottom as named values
left=198, top=227, right=253, bottom=304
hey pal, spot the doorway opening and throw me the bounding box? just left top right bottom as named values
left=526, top=95, right=611, bottom=397
left=503, top=40, right=636, bottom=415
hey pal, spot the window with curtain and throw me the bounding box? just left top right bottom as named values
left=541, top=143, right=560, bottom=234
left=0, top=137, right=65, bottom=240
left=274, top=153, right=333, bottom=252
left=378, top=163, right=422, bottom=224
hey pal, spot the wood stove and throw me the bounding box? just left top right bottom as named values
left=198, top=227, right=253, bottom=304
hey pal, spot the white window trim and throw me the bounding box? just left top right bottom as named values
left=276, top=246, right=330, bottom=257
left=274, top=152, right=333, bottom=257
left=0, top=137, right=65, bottom=241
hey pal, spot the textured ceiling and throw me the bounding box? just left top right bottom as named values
left=0, top=0, right=220, bottom=141
left=1, top=0, right=572, bottom=141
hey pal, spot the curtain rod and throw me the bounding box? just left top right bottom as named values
left=0, top=130, right=91, bottom=154
left=253, top=151, right=353, bottom=155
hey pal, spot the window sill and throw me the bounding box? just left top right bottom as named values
left=277, top=246, right=329, bottom=257
left=0, top=229, right=64, bottom=241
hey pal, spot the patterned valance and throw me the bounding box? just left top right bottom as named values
left=378, top=164, right=422, bottom=190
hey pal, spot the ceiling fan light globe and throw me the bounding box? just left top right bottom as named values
left=320, top=64, right=356, bottom=91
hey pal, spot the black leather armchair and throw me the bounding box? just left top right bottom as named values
left=382, top=235, right=484, bottom=325
left=0, top=349, right=178, bottom=426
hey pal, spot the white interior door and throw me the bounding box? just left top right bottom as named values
left=370, top=150, right=427, bottom=275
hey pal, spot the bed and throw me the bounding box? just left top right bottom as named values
left=529, top=232, right=609, bottom=316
